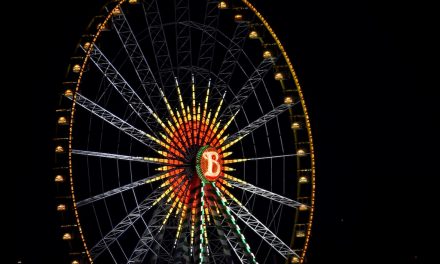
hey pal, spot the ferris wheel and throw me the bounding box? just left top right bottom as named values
left=53, top=0, right=315, bottom=263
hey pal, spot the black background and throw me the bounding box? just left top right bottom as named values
left=12, top=0, right=438, bottom=263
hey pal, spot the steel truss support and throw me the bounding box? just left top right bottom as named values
left=225, top=232, right=254, bottom=264
left=69, top=93, right=158, bottom=150
left=220, top=58, right=274, bottom=120
left=152, top=204, right=179, bottom=263
left=227, top=181, right=303, bottom=208
left=213, top=214, right=254, bottom=264
left=127, top=202, right=172, bottom=263
left=86, top=45, right=155, bottom=128
left=76, top=170, right=180, bottom=207
left=143, top=0, right=176, bottom=90
left=197, top=0, right=220, bottom=72
left=72, top=149, right=146, bottom=163
left=206, top=219, right=238, bottom=264
left=175, top=0, right=192, bottom=81
left=241, top=153, right=299, bottom=161
left=228, top=203, right=299, bottom=259
left=205, top=229, right=233, bottom=264
left=71, top=149, right=182, bottom=166
left=111, top=8, right=165, bottom=124
left=90, top=188, right=164, bottom=259
left=220, top=102, right=299, bottom=147
left=214, top=23, right=249, bottom=97
left=176, top=21, right=250, bottom=90
left=210, top=185, right=256, bottom=264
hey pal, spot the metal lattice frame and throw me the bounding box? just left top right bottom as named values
left=89, top=188, right=163, bottom=259
left=211, top=188, right=256, bottom=264
left=76, top=170, right=178, bottom=207
left=127, top=202, right=172, bottom=263
left=197, top=0, right=220, bottom=72
left=68, top=93, right=157, bottom=150
left=175, top=0, right=192, bottom=81
left=220, top=102, right=299, bottom=147
left=220, top=57, right=275, bottom=120
left=143, top=0, right=176, bottom=90
left=87, top=45, right=155, bottom=127
left=72, top=149, right=148, bottom=163
left=228, top=180, right=304, bottom=209
left=111, top=8, right=165, bottom=129
left=228, top=202, right=300, bottom=259
left=214, top=23, right=249, bottom=98
left=56, top=1, right=315, bottom=264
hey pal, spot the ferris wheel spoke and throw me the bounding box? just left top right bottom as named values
left=219, top=102, right=299, bottom=150
left=220, top=58, right=274, bottom=120
left=77, top=169, right=182, bottom=207
left=225, top=153, right=302, bottom=163
left=89, top=187, right=166, bottom=260
left=225, top=234, right=255, bottom=264
left=211, top=184, right=257, bottom=263
left=227, top=180, right=304, bottom=209
left=175, top=0, right=192, bottom=81
left=71, top=149, right=187, bottom=166
left=216, top=213, right=256, bottom=264
left=111, top=8, right=164, bottom=112
left=204, top=218, right=233, bottom=263
left=127, top=202, right=172, bottom=263
left=142, top=0, right=176, bottom=90
left=214, top=22, right=249, bottom=98
left=86, top=45, right=159, bottom=130
left=197, top=0, right=220, bottom=71
left=228, top=202, right=299, bottom=259
left=71, top=149, right=146, bottom=163
left=69, top=93, right=161, bottom=151
left=127, top=226, right=156, bottom=264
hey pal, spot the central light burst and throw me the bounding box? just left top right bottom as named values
left=140, top=77, right=254, bottom=262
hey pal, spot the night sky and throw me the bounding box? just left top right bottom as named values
left=13, top=0, right=437, bottom=263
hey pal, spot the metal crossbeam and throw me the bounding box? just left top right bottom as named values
left=197, top=0, right=220, bottom=71
left=181, top=20, right=248, bottom=99
left=127, top=226, right=155, bottom=264
left=175, top=0, right=192, bottom=81
left=220, top=58, right=274, bottom=120
left=87, top=45, right=155, bottom=127
left=228, top=203, right=299, bottom=259
left=153, top=198, right=187, bottom=263
left=210, top=185, right=256, bottom=264
left=71, top=149, right=182, bottom=166
left=220, top=102, right=299, bottom=147
left=69, top=93, right=157, bottom=150
left=214, top=23, right=249, bottom=97
left=76, top=170, right=177, bottom=207
left=72, top=149, right=146, bottom=163
left=225, top=234, right=254, bottom=264
left=111, top=8, right=165, bottom=124
left=242, top=153, right=300, bottom=161
left=220, top=216, right=255, bottom=264
left=128, top=202, right=171, bottom=263
left=90, top=188, right=164, bottom=259
left=205, top=230, right=232, bottom=263
left=228, top=181, right=303, bottom=208
left=112, top=9, right=159, bottom=89
left=143, top=0, right=176, bottom=90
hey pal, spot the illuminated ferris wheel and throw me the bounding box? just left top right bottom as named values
left=53, top=0, right=315, bottom=263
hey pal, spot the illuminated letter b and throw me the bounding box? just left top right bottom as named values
left=203, top=151, right=221, bottom=177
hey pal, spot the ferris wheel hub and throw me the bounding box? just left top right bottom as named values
left=196, top=145, right=223, bottom=183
